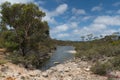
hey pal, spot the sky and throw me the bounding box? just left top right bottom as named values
left=0, top=0, right=120, bottom=41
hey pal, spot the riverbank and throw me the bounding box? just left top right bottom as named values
left=1, top=47, right=120, bottom=80
left=0, top=59, right=109, bottom=80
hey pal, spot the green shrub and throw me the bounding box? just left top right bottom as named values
left=7, top=51, right=50, bottom=69
left=91, top=62, right=111, bottom=75
left=110, top=56, right=120, bottom=70
left=111, top=40, right=120, bottom=45
left=3, top=42, right=19, bottom=51
left=0, top=59, right=7, bottom=65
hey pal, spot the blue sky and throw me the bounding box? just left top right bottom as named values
left=0, top=0, right=120, bottom=41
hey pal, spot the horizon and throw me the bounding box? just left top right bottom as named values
left=0, top=0, right=120, bottom=41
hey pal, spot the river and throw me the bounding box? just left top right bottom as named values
left=41, top=46, right=75, bottom=70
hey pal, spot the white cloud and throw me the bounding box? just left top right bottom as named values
left=0, top=0, right=34, bottom=4
left=57, top=33, right=69, bottom=38
left=51, top=24, right=68, bottom=34
left=117, top=10, right=120, bottom=14
left=55, top=4, right=68, bottom=15
left=113, top=2, right=120, bottom=7
left=106, top=10, right=114, bottom=14
left=71, top=22, right=78, bottom=28
left=50, top=15, right=120, bottom=41
left=72, top=8, right=86, bottom=15
left=70, top=15, right=120, bottom=40
left=94, top=16, right=120, bottom=26
left=91, top=6, right=102, bottom=11
left=82, top=16, right=91, bottom=21
left=42, top=4, right=68, bottom=24
left=76, top=24, right=106, bottom=35
left=36, top=1, right=45, bottom=5
left=43, top=16, right=56, bottom=24
left=55, top=0, right=68, bottom=3
left=91, top=24, right=107, bottom=30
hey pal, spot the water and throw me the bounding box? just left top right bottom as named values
left=41, top=46, right=75, bottom=70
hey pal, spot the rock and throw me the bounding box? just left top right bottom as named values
left=67, top=50, right=77, bottom=54
left=1, top=66, right=9, bottom=72
left=42, top=72, right=48, bottom=77
left=56, top=64, right=64, bottom=72
left=54, top=62, right=60, bottom=64
left=46, top=69, right=53, bottom=74
left=63, top=76, right=72, bottom=80
left=84, top=67, right=90, bottom=71
left=13, top=73, right=20, bottom=77
left=108, top=71, right=120, bottom=78
left=5, top=77, right=16, bottom=80
left=21, top=76, right=26, bottom=80
left=18, top=63, right=24, bottom=68
left=64, top=67, right=70, bottom=72
left=51, top=77, right=58, bottom=80
left=0, top=59, right=108, bottom=80
left=28, top=70, right=41, bottom=77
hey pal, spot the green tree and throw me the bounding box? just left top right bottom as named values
left=0, top=2, right=49, bottom=56
left=81, top=36, right=85, bottom=41
left=87, top=34, right=93, bottom=41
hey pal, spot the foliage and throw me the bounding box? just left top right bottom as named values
left=1, top=30, right=19, bottom=51
left=75, top=41, right=120, bottom=61
left=0, top=59, right=8, bottom=65
left=74, top=38, right=120, bottom=75
left=90, top=62, right=111, bottom=75
left=8, top=51, right=50, bottom=68
left=0, top=2, right=49, bottom=56
left=110, top=56, right=120, bottom=70
left=0, top=2, right=53, bottom=68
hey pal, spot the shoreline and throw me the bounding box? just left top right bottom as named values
left=0, top=59, right=108, bottom=80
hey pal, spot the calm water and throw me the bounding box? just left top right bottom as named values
left=41, top=46, right=75, bottom=70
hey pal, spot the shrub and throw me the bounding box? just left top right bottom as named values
left=91, top=62, right=111, bottom=75
left=7, top=51, right=50, bottom=69
left=110, top=56, right=120, bottom=70
left=0, top=59, right=7, bottom=65
left=3, top=42, right=19, bottom=51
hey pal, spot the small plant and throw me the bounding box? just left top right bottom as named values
left=107, top=77, right=115, bottom=80
left=110, top=56, right=120, bottom=70
left=91, top=62, right=111, bottom=75
left=0, top=59, right=7, bottom=65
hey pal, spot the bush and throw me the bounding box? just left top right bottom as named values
left=0, top=59, right=8, bottom=65
left=3, top=42, right=19, bottom=51
left=110, top=56, right=120, bottom=70
left=7, top=51, right=50, bottom=69
left=91, top=62, right=111, bottom=75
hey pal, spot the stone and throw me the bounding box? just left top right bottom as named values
left=56, top=64, right=64, bottom=72
left=51, top=77, right=58, bottom=80
left=42, top=72, right=48, bottom=77
left=54, top=62, right=60, bottom=64
left=1, top=66, right=9, bottom=72
left=5, top=77, right=16, bottom=80
left=64, top=67, right=70, bottom=72
left=0, top=59, right=108, bottom=80
left=63, top=76, right=72, bottom=80
left=21, top=76, right=26, bottom=80
left=46, top=69, right=53, bottom=74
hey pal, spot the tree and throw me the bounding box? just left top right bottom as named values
left=81, top=36, right=85, bottom=41
left=111, top=32, right=120, bottom=40
left=0, top=2, right=49, bottom=56
left=87, top=34, right=93, bottom=41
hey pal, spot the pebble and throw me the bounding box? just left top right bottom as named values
left=42, top=72, right=48, bottom=77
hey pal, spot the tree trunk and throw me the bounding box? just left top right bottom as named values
left=20, top=39, right=26, bottom=56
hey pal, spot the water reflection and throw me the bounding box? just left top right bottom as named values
left=41, top=46, right=75, bottom=70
